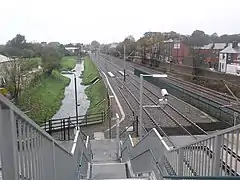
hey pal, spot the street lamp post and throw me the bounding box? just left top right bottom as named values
left=73, top=73, right=79, bottom=129
left=123, top=44, right=126, bottom=81
left=117, top=46, right=134, bottom=82
left=139, top=74, right=168, bottom=137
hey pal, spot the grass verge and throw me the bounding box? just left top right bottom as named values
left=60, top=56, right=77, bottom=71
left=85, top=79, right=108, bottom=115
left=82, top=56, right=108, bottom=115
left=19, top=70, right=70, bottom=124
left=82, top=56, right=99, bottom=85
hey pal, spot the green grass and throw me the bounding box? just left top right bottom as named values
left=82, top=56, right=108, bottom=115
left=85, top=79, right=108, bottom=115
left=82, top=56, right=99, bottom=85
left=28, top=57, right=41, bottom=66
left=19, top=71, right=70, bottom=123
left=60, top=56, right=77, bottom=71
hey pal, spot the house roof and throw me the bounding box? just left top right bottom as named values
left=213, top=43, right=227, bottom=50
left=201, top=43, right=213, bottom=50
left=220, top=46, right=240, bottom=54
left=0, top=54, right=11, bottom=63
left=201, top=43, right=229, bottom=50
left=65, top=47, right=80, bottom=50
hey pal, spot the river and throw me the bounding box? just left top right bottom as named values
left=52, top=61, right=90, bottom=119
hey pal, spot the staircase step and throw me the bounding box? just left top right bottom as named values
left=94, top=132, right=105, bottom=140
left=90, top=179, right=149, bottom=180
left=91, top=163, right=127, bottom=179
left=91, top=139, right=118, bottom=162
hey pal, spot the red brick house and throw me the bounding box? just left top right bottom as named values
left=172, top=40, right=189, bottom=64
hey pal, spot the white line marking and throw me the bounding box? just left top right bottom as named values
left=116, top=113, right=119, bottom=119
left=102, top=71, right=125, bottom=132
left=107, top=71, right=115, bottom=77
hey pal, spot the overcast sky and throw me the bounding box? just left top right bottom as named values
left=1, top=0, right=240, bottom=44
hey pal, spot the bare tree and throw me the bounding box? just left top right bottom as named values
left=3, top=57, right=38, bottom=103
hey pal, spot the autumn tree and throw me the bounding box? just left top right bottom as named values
left=3, top=57, right=39, bottom=103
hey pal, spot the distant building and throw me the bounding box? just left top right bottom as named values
left=172, top=40, right=189, bottom=64
left=109, top=43, right=118, bottom=49
left=163, top=39, right=189, bottom=64
left=65, top=47, right=81, bottom=54
left=198, top=43, right=231, bottom=69
left=218, top=42, right=240, bottom=74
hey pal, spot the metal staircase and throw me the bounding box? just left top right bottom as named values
left=1, top=93, right=240, bottom=180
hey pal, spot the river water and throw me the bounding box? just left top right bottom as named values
left=52, top=61, right=90, bottom=119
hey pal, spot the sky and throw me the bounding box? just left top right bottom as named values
left=1, top=0, right=240, bottom=45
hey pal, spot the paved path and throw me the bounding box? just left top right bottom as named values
left=91, top=139, right=127, bottom=179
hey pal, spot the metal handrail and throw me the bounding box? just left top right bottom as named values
left=119, top=118, right=138, bottom=137
left=163, top=176, right=240, bottom=179
left=169, top=123, right=240, bottom=152
left=0, top=94, right=70, bottom=152
left=121, top=124, right=240, bottom=178
left=0, top=94, right=92, bottom=180
left=133, top=128, right=171, bottom=151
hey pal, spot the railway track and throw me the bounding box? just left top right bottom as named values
left=164, top=76, right=239, bottom=108
left=116, top=76, right=205, bottom=138
left=127, top=76, right=208, bottom=132
left=95, top=54, right=240, bottom=169
left=129, top=62, right=240, bottom=112
left=101, top=53, right=240, bottom=110
left=97, top=54, right=222, bottom=132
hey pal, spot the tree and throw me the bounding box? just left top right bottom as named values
left=41, top=46, right=62, bottom=75
left=210, top=33, right=220, bottom=42
left=91, top=40, right=100, bottom=50
left=22, top=49, right=34, bottom=58
left=186, top=30, right=209, bottom=46
left=6, top=34, right=26, bottom=49
left=3, top=57, right=38, bottom=103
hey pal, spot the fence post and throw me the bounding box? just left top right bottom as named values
left=132, top=111, right=135, bottom=132
left=177, top=148, right=184, bottom=176
left=0, top=107, right=20, bottom=180
left=49, top=119, right=52, bottom=136
left=68, top=117, right=70, bottom=140
left=44, top=119, right=47, bottom=131
left=116, top=114, right=120, bottom=159
left=109, top=112, right=112, bottom=139
left=61, top=120, right=63, bottom=140
left=102, top=111, right=105, bottom=122
left=52, top=141, right=56, bottom=180
left=136, top=116, right=139, bottom=137
left=85, top=114, right=88, bottom=125
left=213, top=135, right=221, bottom=176
left=63, top=119, right=66, bottom=141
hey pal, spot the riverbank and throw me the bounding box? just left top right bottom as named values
left=82, top=56, right=99, bottom=85
left=60, top=56, right=77, bottom=71
left=19, top=56, right=77, bottom=123
left=19, top=71, right=70, bottom=123
left=52, top=62, right=90, bottom=119
left=82, top=56, right=108, bottom=115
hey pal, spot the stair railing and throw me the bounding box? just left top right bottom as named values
left=164, top=124, right=240, bottom=177
left=121, top=124, right=240, bottom=179
left=0, top=94, right=92, bottom=180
